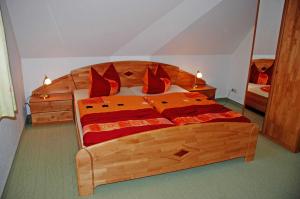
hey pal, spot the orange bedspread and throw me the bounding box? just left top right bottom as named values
left=144, top=92, right=211, bottom=113
left=78, top=96, right=174, bottom=146
left=145, top=92, right=250, bottom=125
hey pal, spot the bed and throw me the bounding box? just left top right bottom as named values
left=32, top=61, right=259, bottom=196
left=245, top=59, right=274, bottom=113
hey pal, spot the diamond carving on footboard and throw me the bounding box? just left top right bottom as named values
left=174, top=149, right=189, bottom=158
left=124, top=71, right=133, bottom=76
left=163, top=145, right=200, bottom=162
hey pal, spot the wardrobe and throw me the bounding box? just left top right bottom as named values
left=263, top=0, right=300, bottom=152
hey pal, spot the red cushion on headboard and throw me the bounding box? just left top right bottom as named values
left=142, top=66, right=171, bottom=94
left=265, top=65, right=274, bottom=85
left=103, top=64, right=121, bottom=92
left=249, top=60, right=274, bottom=85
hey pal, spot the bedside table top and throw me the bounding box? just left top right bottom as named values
left=30, top=93, right=73, bottom=103
left=188, top=84, right=216, bottom=92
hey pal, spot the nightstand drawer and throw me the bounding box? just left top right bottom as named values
left=189, top=85, right=216, bottom=100
left=31, top=111, right=73, bottom=125
left=30, top=100, right=73, bottom=113
left=193, top=89, right=215, bottom=99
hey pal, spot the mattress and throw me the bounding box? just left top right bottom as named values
left=130, top=85, right=188, bottom=96
left=247, top=83, right=269, bottom=98
left=74, top=87, right=135, bottom=147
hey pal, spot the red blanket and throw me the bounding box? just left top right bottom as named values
left=82, top=108, right=174, bottom=146
left=145, top=92, right=250, bottom=125
left=161, top=104, right=250, bottom=125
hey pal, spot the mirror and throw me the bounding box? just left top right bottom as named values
left=244, top=0, right=285, bottom=130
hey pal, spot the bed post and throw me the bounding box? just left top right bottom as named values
left=245, top=125, right=259, bottom=162
left=76, top=148, right=94, bottom=196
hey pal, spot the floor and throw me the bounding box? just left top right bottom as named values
left=2, top=99, right=300, bottom=199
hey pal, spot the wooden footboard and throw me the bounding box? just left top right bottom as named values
left=245, top=91, right=268, bottom=113
left=76, top=122, right=258, bottom=196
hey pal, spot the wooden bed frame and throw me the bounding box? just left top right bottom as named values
left=245, top=91, right=268, bottom=113
left=32, top=61, right=259, bottom=196
left=245, top=59, right=274, bottom=113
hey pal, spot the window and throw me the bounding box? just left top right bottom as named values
left=0, top=8, right=16, bottom=118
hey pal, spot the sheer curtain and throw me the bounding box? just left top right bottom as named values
left=0, top=8, right=16, bottom=118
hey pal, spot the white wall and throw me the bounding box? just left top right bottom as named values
left=253, top=0, right=284, bottom=55
left=0, top=0, right=26, bottom=196
left=252, top=54, right=275, bottom=59
left=151, top=55, right=230, bottom=98
left=226, top=28, right=255, bottom=104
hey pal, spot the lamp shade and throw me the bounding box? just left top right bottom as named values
left=196, top=71, right=203, bottom=79
left=43, top=76, right=52, bottom=85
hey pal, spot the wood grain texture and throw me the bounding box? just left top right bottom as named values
left=32, top=75, right=76, bottom=95
left=76, top=122, right=259, bottom=196
left=76, top=149, right=94, bottom=196
left=31, top=111, right=73, bottom=125
left=189, top=85, right=216, bottom=99
left=30, top=94, right=73, bottom=113
left=30, top=93, right=74, bottom=125
left=245, top=91, right=268, bottom=113
left=175, top=69, right=196, bottom=89
left=263, top=0, right=300, bottom=152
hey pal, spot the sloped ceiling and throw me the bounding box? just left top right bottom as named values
left=155, top=0, right=257, bottom=55
left=253, top=0, right=284, bottom=55
left=6, top=0, right=257, bottom=58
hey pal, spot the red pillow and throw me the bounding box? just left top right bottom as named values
left=257, top=72, right=268, bottom=85
left=154, top=64, right=170, bottom=79
left=89, top=67, right=119, bottom=98
left=103, top=64, right=121, bottom=92
left=143, top=65, right=171, bottom=94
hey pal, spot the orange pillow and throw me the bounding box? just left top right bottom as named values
left=143, top=65, right=171, bottom=94
left=89, top=67, right=119, bottom=98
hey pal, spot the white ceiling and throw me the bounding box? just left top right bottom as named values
left=6, top=0, right=258, bottom=58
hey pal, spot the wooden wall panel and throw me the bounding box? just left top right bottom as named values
left=263, top=0, right=300, bottom=152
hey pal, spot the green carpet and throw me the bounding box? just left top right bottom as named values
left=2, top=100, right=300, bottom=199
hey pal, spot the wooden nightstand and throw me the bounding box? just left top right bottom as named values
left=30, top=93, right=74, bottom=125
left=189, top=85, right=216, bottom=99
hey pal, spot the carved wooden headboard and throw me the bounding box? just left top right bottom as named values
left=251, top=59, right=274, bottom=72
left=32, top=61, right=195, bottom=95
